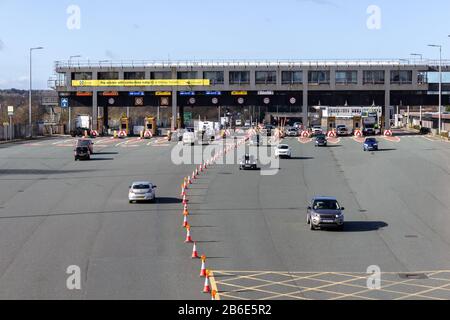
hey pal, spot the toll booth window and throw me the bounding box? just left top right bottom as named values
left=72, top=72, right=92, bottom=80
left=147, top=124, right=153, bottom=130
left=355, top=123, right=360, bottom=128
left=122, top=123, right=127, bottom=130
left=124, top=72, right=145, bottom=80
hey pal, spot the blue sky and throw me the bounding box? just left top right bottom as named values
left=0, top=0, right=449, bottom=89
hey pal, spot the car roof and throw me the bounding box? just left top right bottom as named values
left=132, top=181, right=152, bottom=185
left=312, top=196, right=338, bottom=201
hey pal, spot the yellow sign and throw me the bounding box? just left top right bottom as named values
left=231, top=91, right=248, bottom=96
left=156, top=92, right=172, bottom=96
left=72, top=79, right=210, bottom=87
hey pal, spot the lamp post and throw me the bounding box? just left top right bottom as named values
left=67, top=55, right=81, bottom=133
left=29, top=46, right=44, bottom=138
left=428, top=44, right=442, bottom=135
left=410, top=53, right=423, bottom=61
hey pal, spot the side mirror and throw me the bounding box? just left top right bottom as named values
left=341, top=207, right=345, bottom=211
left=153, top=186, right=157, bottom=189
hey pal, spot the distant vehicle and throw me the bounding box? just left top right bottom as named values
left=419, top=127, right=431, bottom=135
left=363, top=138, right=379, bottom=151
left=250, top=134, right=263, bottom=147
left=71, top=115, right=92, bottom=137
left=315, top=134, right=328, bottom=147
left=275, top=144, right=292, bottom=158
left=336, top=125, right=349, bottom=136
left=74, top=146, right=91, bottom=161
left=128, top=181, right=157, bottom=203
left=239, top=154, right=258, bottom=170
left=183, top=132, right=196, bottom=146
left=307, top=196, right=345, bottom=231
left=293, top=122, right=302, bottom=129
left=286, top=128, right=299, bottom=137
left=363, top=126, right=376, bottom=136
left=76, top=139, right=94, bottom=154
left=312, top=126, right=323, bottom=136
left=244, top=120, right=251, bottom=127
left=235, top=119, right=242, bottom=126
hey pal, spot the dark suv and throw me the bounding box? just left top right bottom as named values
left=74, top=146, right=91, bottom=161
left=307, top=197, right=345, bottom=230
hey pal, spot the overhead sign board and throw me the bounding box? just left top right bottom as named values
left=180, top=91, right=196, bottom=96
left=206, top=91, right=222, bottom=96
left=129, top=91, right=145, bottom=96
left=7, top=106, right=14, bottom=116
left=76, top=92, right=93, bottom=97
left=231, top=91, right=248, bottom=96
left=155, top=91, right=172, bottom=96
left=258, top=91, right=274, bottom=95
left=323, top=106, right=382, bottom=118
left=72, top=79, right=210, bottom=87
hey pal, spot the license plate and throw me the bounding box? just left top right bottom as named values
left=322, top=220, right=334, bottom=223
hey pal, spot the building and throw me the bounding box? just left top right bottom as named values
left=48, top=59, right=450, bottom=133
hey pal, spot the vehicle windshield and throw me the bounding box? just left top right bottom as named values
left=133, top=184, right=151, bottom=190
left=317, top=135, right=326, bottom=139
left=366, top=138, right=377, bottom=143
left=77, top=140, right=91, bottom=146
left=313, top=200, right=340, bottom=210
left=278, top=145, right=289, bottom=150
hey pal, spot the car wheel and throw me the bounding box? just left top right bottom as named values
left=129, top=200, right=133, bottom=204
left=310, top=221, right=316, bottom=230
left=307, top=215, right=310, bottom=225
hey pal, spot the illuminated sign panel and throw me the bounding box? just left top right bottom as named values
left=180, top=91, right=196, bottom=96
left=205, top=91, right=222, bottom=96
left=155, top=92, right=172, bottom=96
left=231, top=91, right=248, bottom=96
left=76, top=92, right=93, bottom=97
left=102, top=91, right=119, bottom=96
left=129, top=91, right=145, bottom=96
left=72, top=80, right=210, bottom=87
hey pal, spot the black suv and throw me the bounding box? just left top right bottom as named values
left=74, top=146, right=91, bottom=161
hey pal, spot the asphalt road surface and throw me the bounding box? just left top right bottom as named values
left=0, top=133, right=449, bottom=300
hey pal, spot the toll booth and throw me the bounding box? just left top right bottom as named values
left=327, top=116, right=336, bottom=132
left=353, top=116, right=362, bottom=131
left=120, top=113, right=130, bottom=135
left=170, top=117, right=182, bottom=130
left=145, top=116, right=157, bottom=136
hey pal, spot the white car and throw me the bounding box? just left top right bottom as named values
left=183, top=132, right=196, bottom=146
left=129, top=181, right=157, bottom=203
left=275, top=144, right=292, bottom=158
left=312, top=126, right=323, bottom=136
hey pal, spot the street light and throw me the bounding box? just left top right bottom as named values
left=428, top=44, right=442, bottom=135
left=410, top=53, right=423, bottom=61
left=69, top=55, right=82, bottom=67
left=29, top=46, right=44, bottom=138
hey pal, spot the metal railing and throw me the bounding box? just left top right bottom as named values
left=54, top=58, right=450, bottom=70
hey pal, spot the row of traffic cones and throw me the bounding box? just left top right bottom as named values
left=179, top=141, right=245, bottom=300
left=180, top=158, right=219, bottom=300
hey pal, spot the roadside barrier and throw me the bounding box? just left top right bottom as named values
left=144, top=130, right=153, bottom=139
left=354, top=130, right=363, bottom=137
left=384, top=130, right=393, bottom=137
left=118, top=130, right=127, bottom=139
left=327, top=131, right=337, bottom=138
left=91, top=130, right=98, bottom=138
left=301, top=131, right=310, bottom=138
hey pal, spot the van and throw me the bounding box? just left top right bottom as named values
left=183, top=132, right=196, bottom=146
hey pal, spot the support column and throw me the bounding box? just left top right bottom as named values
left=172, top=89, right=178, bottom=131
left=92, top=90, right=98, bottom=131
left=302, top=70, right=309, bottom=129
left=384, top=89, right=391, bottom=130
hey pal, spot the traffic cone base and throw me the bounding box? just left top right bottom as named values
left=203, top=275, right=211, bottom=293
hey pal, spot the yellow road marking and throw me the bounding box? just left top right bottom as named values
left=209, top=270, right=221, bottom=301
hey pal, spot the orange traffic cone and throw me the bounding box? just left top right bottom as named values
left=181, top=187, right=186, bottom=197
left=188, top=176, right=193, bottom=185
left=183, top=206, right=189, bottom=217
left=200, top=255, right=207, bottom=277
left=211, top=290, right=217, bottom=300
left=182, top=194, right=188, bottom=205
left=192, top=171, right=196, bottom=180
left=192, top=242, right=199, bottom=259
left=185, top=225, right=193, bottom=243
left=183, top=215, right=188, bottom=228
left=203, top=271, right=211, bottom=293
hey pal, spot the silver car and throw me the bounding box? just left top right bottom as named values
left=128, top=181, right=157, bottom=203
left=307, top=197, right=345, bottom=230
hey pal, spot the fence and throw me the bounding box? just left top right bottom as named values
left=0, top=124, right=65, bottom=141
